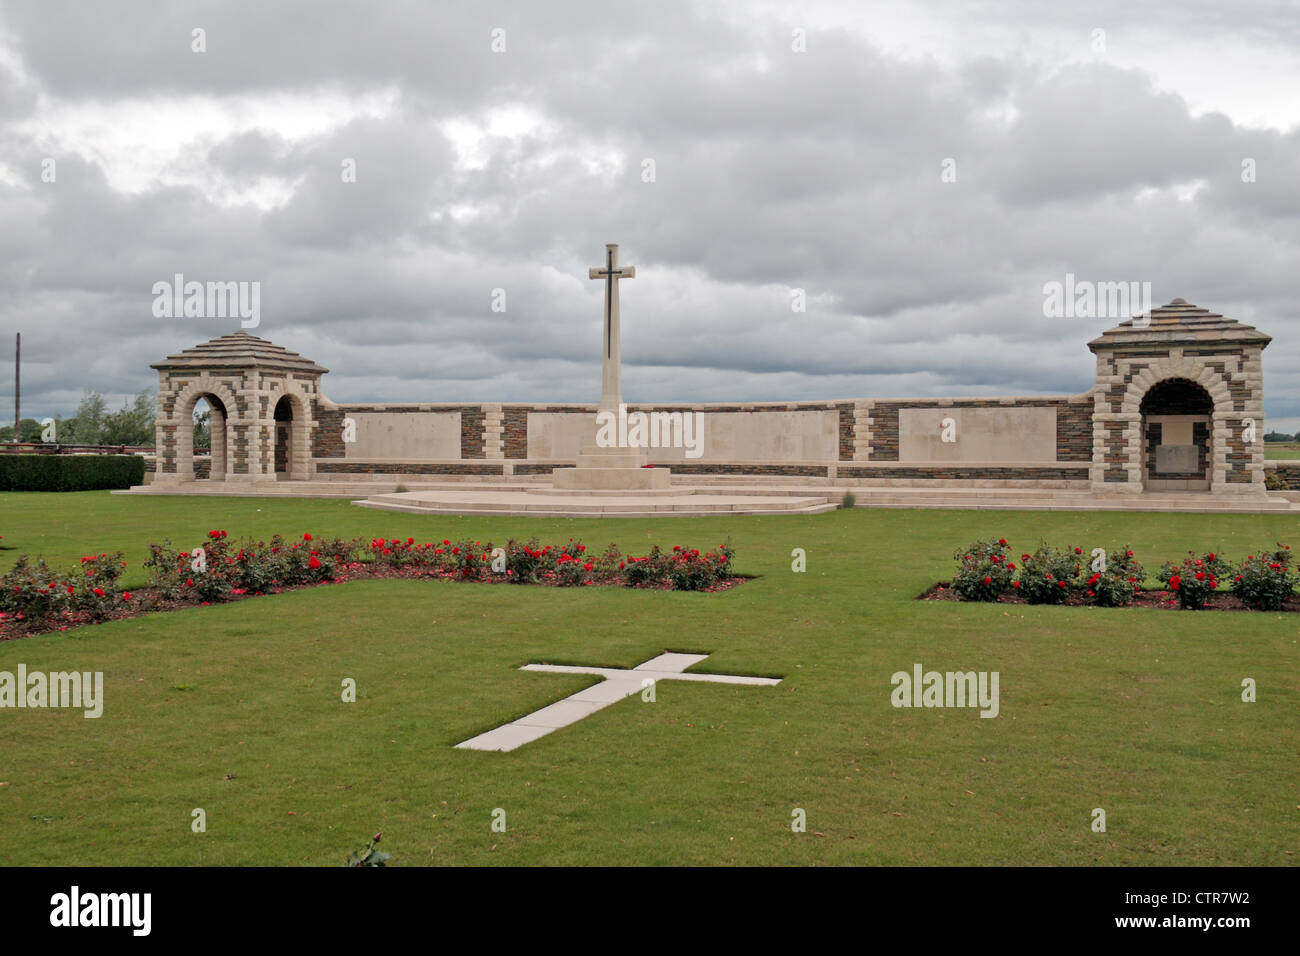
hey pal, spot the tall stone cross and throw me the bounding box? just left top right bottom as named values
left=455, top=653, right=782, bottom=752
left=589, top=243, right=634, bottom=413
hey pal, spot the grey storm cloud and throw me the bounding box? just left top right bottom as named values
left=0, top=0, right=1297, bottom=430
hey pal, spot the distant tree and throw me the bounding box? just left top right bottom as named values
left=0, top=418, right=43, bottom=442
left=1263, top=431, right=1294, bottom=443
left=61, top=390, right=109, bottom=444
left=193, top=407, right=210, bottom=449
left=25, top=389, right=156, bottom=446
left=102, top=390, right=155, bottom=445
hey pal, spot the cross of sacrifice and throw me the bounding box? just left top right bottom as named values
left=455, top=652, right=782, bottom=752
left=590, top=243, right=633, bottom=362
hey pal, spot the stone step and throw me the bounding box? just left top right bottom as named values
left=355, top=502, right=841, bottom=518
left=356, top=490, right=838, bottom=518
left=362, top=492, right=834, bottom=514
left=119, top=480, right=1297, bottom=514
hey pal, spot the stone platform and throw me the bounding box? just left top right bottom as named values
left=116, top=477, right=1299, bottom=514
left=355, top=487, right=837, bottom=518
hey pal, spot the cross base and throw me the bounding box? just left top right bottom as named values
left=551, top=461, right=672, bottom=490
left=550, top=438, right=671, bottom=490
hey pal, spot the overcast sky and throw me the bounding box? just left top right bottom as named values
left=1, top=0, right=1298, bottom=431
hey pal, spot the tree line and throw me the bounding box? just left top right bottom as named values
left=1, top=390, right=211, bottom=448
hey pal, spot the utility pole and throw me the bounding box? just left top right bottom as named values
left=12, top=332, right=18, bottom=443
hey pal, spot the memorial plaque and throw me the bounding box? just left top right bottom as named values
left=1156, top=444, right=1200, bottom=474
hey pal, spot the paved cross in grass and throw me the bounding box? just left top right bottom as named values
left=455, top=652, right=782, bottom=752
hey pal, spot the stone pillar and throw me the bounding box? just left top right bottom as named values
left=483, top=404, right=504, bottom=459
left=853, top=400, right=873, bottom=461
left=174, top=402, right=195, bottom=480
left=210, top=411, right=227, bottom=480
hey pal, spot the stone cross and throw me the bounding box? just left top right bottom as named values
left=589, top=243, right=634, bottom=413
left=455, top=652, right=781, bottom=752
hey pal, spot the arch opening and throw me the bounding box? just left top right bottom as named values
left=176, top=392, right=230, bottom=480
left=1139, top=377, right=1213, bottom=491
left=273, top=395, right=294, bottom=476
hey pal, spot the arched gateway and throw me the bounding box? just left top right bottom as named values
left=1087, top=299, right=1270, bottom=495
left=150, top=332, right=326, bottom=482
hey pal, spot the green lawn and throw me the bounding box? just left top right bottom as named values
left=1265, top=442, right=1300, bottom=460
left=0, top=492, right=1295, bottom=866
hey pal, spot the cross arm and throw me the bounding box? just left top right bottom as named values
left=589, top=267, right=636, bottom=279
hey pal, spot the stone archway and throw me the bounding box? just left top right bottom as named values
left=1138, top=378, right=1214, bottom=491
left=1118, top=357, right=1233, bottom=493
left=272, top=391, right=313, bottom=480
left=167, top=377, right=242, bottom=481
left=1088, top=300, right=1270, bottom=496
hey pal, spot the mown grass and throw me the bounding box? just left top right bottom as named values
left=1265, top=442, right=1300, bottom=460
left=0, top=492, right=1296, bottom=865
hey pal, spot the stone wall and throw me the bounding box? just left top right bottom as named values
left=1264, top=461, right=1300, bottom=490
left=303, top=394, right=1099, bottom=481
left=862, top=396, right=1092, bottom=462
left=312, top=403, right=489, bottom=460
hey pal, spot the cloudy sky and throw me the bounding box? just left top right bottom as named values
left=1, top=0, right=1298, bottom=431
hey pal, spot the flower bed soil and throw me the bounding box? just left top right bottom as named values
left=920, top=582, right=1300, bottom=611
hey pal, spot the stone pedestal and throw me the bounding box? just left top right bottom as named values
left=551, top=439, right=671, bottom=490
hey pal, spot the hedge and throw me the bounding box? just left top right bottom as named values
left=0, top=454, right=145, bottom=491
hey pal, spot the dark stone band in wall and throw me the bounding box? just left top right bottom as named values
left=837, top=405, right=854, bottom=461
left=839, top=466, right=1090, bottom=480
left=314, top=461, right=505, bottom=476
left=668, top=463, right=830, bottom=477
left=503, top=407, right=529, bottom=459
left=460, top=408, right=486, bottom=459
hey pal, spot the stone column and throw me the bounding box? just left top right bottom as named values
left=210, top=410, right=227, bottom=480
